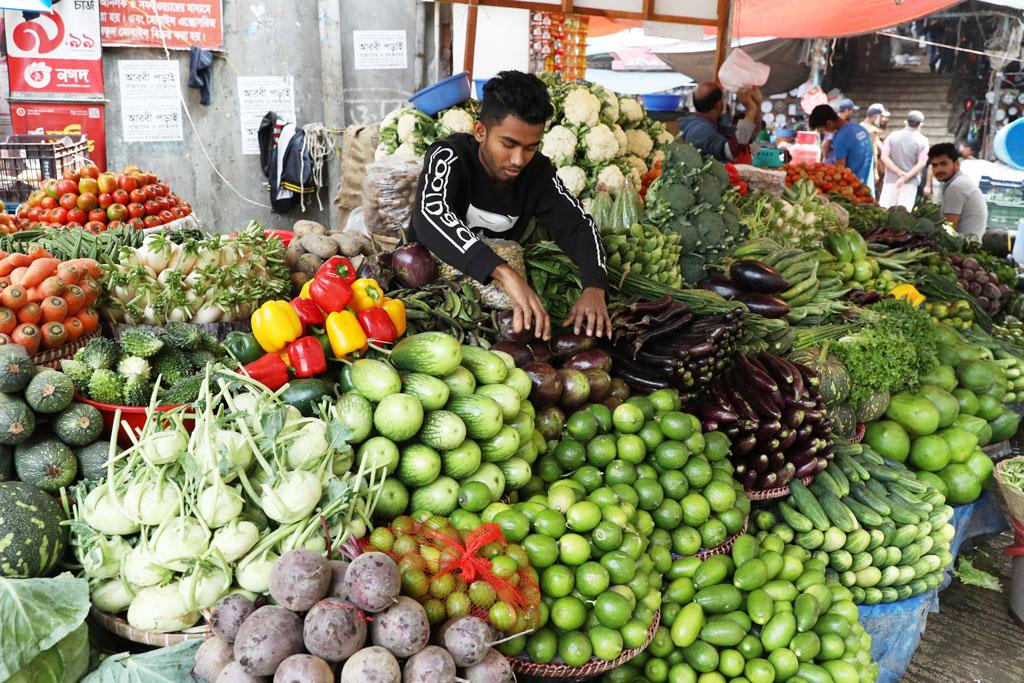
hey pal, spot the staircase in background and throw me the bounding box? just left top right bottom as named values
left=843, top=71, right=955, bottom=145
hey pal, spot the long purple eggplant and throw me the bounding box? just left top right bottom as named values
left=778, top=429, right=798, bottom=451
left=758, top=352, right=795, bottom=385
left=756, top=472, right=779, bottom=489
left=735, top=353, right=779, bottom=394
left=776, top=463, right=797, bottom=486
left=734, top=434, right=757, bottom=456
left=794, top=459, right=820, bottom=479
left=752, top=454, right=770, bottom=472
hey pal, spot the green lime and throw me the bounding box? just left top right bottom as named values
left=523, top=534, right=559, bottom=568
left=497, top=633, right=527, bottom=657
left=592, top=521, right=624, bottom=552
left=540, top=564, right=575, bottom=597
left=638, top=420, right=665, bottom=451
left=636, top=463, right=659, bottom=480
left=494, top=509, right=531, bottom=543
left=634, top=477, right=666, bottom=511
left=613, top=403, right=646, bottom=434
left=667, top=662, right=698, bottom=683
left=682, top=456, right=713, bottom=488
left=575, top=561, right=611, bottom=597
left=621, top=619, right=649, bottom=649
left=586, top=434, right=618, bottom=467
left=527, top=628, right=558, bottom=663
left=650, top=528, right=672, bottom=549
left=548, top=484, right=577, bottom=514
left=659, top=411, right=694, bottom=441
left=604, top=459, right=638, bottom=487
left=490, top=554, right=518, bottom=579
left=374, top=479, right=410, bottom=520
left=672, top=526, right=702, bottom=556
left=650, top=544, right=673, bottom=573
left=594, top=590, right=632, bottom=628
left=449, top=509, right=482, bottom=533
left=613, top=483, right=640, bottom=507
left=626, top=396, right=655, bottom=420
left=648, top=388, right=680, bottom=414
left=703, top=431, right=731, bottom=461
left=684, top=432, right=705, bottom=455
left=617, top=434, right=648, bottom=464
left=645, top=658, right=669, bottom=682
left=601, top=551, right=637, bottom=584
left=401, top=568, right=429, bottom=598
left=567, top=411, right=599, bottom=442
left=590, top=626, right=624, bottom=661
left=551, top=595, right=587, bottom=630
left=719, top=507, right=747, bottom=534
left=681, top=493, right=711, bottom=526
left=481, top=502, right=510, bottom=523
left=554, top=438, right=587, bottom=470
left=601, top=503, right=630, bottom=528
left=457, top=481, right=493, bottom=512
left=558, top=533, right=591, bottom=565
left=566, top=501, right=602, bottom=532
left=588, top=486, right=617, bottom=507
left=536, top=454, right=563, bottom=482
left=648, top=625, right=674, bottom=658
left=572, top=465, right=603, bottom=493
left=660, top=469, right=690, bottom=500
left=699, top=518, right=728, bottom=548
left=587, top=403, right=613, bottom=433
left=652, top=498, right=683, bottom=529
left=446, top=591, right=471, bottom=618
left=703, top=479, right=738, bottom=513
left=532, top=508, right=567, bottom=538
left=655, top=441, right=691, bottom=470
left=423, top=597, right=446, bottom=625
left=558, top=631, right=593, bottom=667
left=516, top=501, right=545, bottom=522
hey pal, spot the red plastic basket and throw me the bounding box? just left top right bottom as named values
left=74, top=393, right=194, bottom=447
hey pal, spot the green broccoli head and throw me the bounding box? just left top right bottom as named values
left=59, top=359, right=93, bottom=393
left=667, top=142, right=703, bottom=171
left=708, top=159, right=730, bottom=186
left=161, top=321, right=202, bottom=351
left=693, top=210, right=726, bottom=246
left=664, top=183, right=696, bottom=215
left=75, top=337, right=119, bottom=371
left=87, top=369, right=123, bottom=405
left=117, top=327, right=165, bottom=358
left=697, top=174, right=724, bottom=207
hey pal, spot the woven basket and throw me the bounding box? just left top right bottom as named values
left=746, top=473, right=817, bottom=502
left=91, top=608, right=207, bottom=646
left=508, top=610, right=660, bottom=680
left=436, top=239, right=525, bottom=310
left=994, top=456, right=1024, bottom=524
left=31, top=330, right=100, bottom=369
left=850, top=423, right=865, bottom=444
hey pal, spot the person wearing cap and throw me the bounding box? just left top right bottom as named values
left=878, top=111, right=930, bottom=210
left=837, top=99, right=859, bottom=122
left=808, top=104, right=875, bottom=191
left=862, top=104, right=890, bottom=191
left=678, top=83, right=763, bottom=163
left=927, top=142, right=987, bottom=240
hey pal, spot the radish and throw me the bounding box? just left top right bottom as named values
left=369, top=596, right=430, bottom=658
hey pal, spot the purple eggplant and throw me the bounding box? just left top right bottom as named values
left=795, top=423, right=814, bottom=443
left=724, top=426, right=740, bottom=439
left=603, top=396, right=624, bottom=411
left=496, top=309, right=536, bottom=344
left=730, top=260, right=790, bottom=293
left=769, top=451, right=786, bottom=470
left=523, top=362, right=562, bottom=407
left=557, top=368, right=591, bottom=409
left=778, top=429, right=798, bottom=451
left=789, top=441, right=818, bottom=465
left=536, top=405, right=566, bottom=441
left=526, top=343, right=553, bottom=364
left=699, top=277, right=742, bottom=299
left=583, top=369, right=612, bottom=401
left=550, top=333, right=596, bottom=360
left=700, top=405, right=740, bottom=425
left=734, top=434, right=757, bottom=455
left=741, top=469, right=758, bottom=488
left=735, top=353, right=779, bottom=394
left=608, top=378, right=630, bottom=402
left=490, top=341, right=532, bottom=367
left=752, top=454, right=770, bottom=472
left=390, top=243, right=436, bottom=288
left=563, top=348, right=612, bottom=373
left=776, top=463, right=796, bottom=486
left=745, top=387, right=783, bottom=420
left=794, top=459, right=818, bottom=478
left=734, top=291, right=790, bottom=318
left=755, top=420, right=781, bottom=443
left=704, top=420, right=720, bottom=432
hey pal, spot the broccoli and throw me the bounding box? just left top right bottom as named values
left=152, top=349, right=194, bottom=385
left=75, top=337, right=119, bottom=371
left=667, top=142, right=703, bottom=171
left=60, top=359, right=93, bottom=393
left=161, top=321, right=202, bottom=351
left=665, top=183, right=696, bottom=215
left=87, top=369, right=123, bottom=405
left=121, top=376, right=151, bottom=406
left=697, top=174, right=724, bottom=207
left=118, top=327, right=165, bottom=358
left=693, top=211, right=726, bottom=245
left=161, top=374, right=204, bottom=405
left=117, top=356, right=151, bottom=381
left=708, top=159, right=730, bottom=186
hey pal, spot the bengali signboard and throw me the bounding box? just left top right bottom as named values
left=99, top=0, right=222, bottom=49
left=10, top=100, right=107, bottom=170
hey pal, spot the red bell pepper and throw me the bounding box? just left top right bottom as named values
left=241, top=352, right=290, bottom=390
left=286, top=335, right=327, bottom=378
left=308, top=270, right=353, bottom=314
left=318, top=256, right=357, bottom=286
left=356, top=306, right=398, bottom=344
left=289, top=296, right=325, bottom=329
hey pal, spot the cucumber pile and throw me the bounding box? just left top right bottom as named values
left=755, top=442, right=955, bottom=605
left=606, top=532, right=877, bottom=683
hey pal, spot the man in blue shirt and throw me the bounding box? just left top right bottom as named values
left=808, top=104, right=875, bottom=194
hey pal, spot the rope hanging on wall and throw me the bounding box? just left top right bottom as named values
left=300, top=123, right=340, bottom=212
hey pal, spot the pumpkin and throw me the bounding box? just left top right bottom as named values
left=855, top=390, right=891, bottom=423
left=828, top=403, right=858, bottom=438
left=790, top=346, right=851, bottom=405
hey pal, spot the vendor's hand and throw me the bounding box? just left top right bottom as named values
left=923, top=185, right=932, bottom=197
left=564, top=287, right=612, bottom=338
left=750, top=86, right=764, bottom=105
left=895, top=177, right=905, bottom=189
left=492, top=264, right=551, bottom=340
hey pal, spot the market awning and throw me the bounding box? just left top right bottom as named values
left=730, top=0, right=961, bottom=38
left=654, top=37, right=810, bottom=95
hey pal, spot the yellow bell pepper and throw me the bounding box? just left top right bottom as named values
left=251, top=300, right=302, bottom=352
left=350, top=278, right=385, bottom=311
left=381, top=298, right=407, bottom=337
left=889, top=283, right=925, bottom=307
left=326, top=310, right=368, bottom=359
left=299, top=279, right=312, bottom=299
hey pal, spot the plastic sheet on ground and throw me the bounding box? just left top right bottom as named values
left=949, top=489, right=1009, bottom=560
left=858, top=590, right=935, bottom=683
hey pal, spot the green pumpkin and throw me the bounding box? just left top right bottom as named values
left=790, top=346, right=851, bottom=405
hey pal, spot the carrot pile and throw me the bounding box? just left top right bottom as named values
left=0, top=246, right=101, bottom=355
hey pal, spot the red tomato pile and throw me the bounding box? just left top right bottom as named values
left=14, top=163, right=193, bottom=233
left=784, top=162, right=874, bottom=204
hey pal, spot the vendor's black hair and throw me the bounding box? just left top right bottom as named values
left=808, top=104, right=839, bottom=129
left=693, top=87, right=723, bottom=113
left=928, top=142, right=959, bottom=162
left=480, top=71, right=553, bottom=126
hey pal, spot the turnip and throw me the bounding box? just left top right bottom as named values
left=269, top=549, right=331, bottom=611
left=260, top=470, right=322, bottom=524
left=194, top=636, right=234, bottom=682
left=303, top=598, right=367, bottom=662
left=233, top=606, right=305, bottom=676
left=127, top=583, right=201, bottom=633
left=211, top=594, right=255, bottom=643
left=345, top=552, right=400, bottom=613
left=340, top=646, right=401, bottom=683
left=80, top=534, right=131, bottom=580
left=122, top=540, right=170, bottom=589
left=197, top=481, right=245, bottom=529
left=402, top=645, right=457, bottom=683
left=272, top=654, right=333, bottom=683
left=216, top=661, right=267, bottom=683
left=370, top=596, right=430, bottom=658
left=91, top=576, right=135, bottom=613
left=442, top=616, right=492, bottom=667
left=462, top=648, right=513, bottom=683
left=179, top=559, right=233, bottom=611
left=212, top=520, right=260, bottom=562
left=326, top=559, right=350, bottom=599
left=152, top=516, right=210, bottom=571
left=237, top=548, right=280, bottom=594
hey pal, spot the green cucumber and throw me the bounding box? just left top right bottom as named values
left=818, top=490, right=858, bottom=533
left=778, top=501, right=814, bottom=533
left=848, top=482, right=891, bottom=516
left=841, top=497, right=885, bottom=528
left=827, top=465, right=851, bottom=496
left=789, top=480, right=830, bottom=531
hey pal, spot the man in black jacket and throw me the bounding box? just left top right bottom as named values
left=408, top=71, right=610, bottom=341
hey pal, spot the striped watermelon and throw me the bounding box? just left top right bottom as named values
left=0, top=481, right=67, bottom=577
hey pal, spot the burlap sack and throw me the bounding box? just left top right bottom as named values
left=334, top=123, right=380, bottom=227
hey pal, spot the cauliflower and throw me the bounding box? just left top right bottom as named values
left=393, top=142, right=419, bottom=159
left=396, top=113, right=420, bottom=143
left=438, top=108, right=475, bottom=136
left=657, top=129, right=675, bottom=146
left=374, top=142, right=393, bottom=161
left=625, top=128, right=654, bottom=159
left=623, top=154, right=648, bottom=178
left=563, top=87, right=601, bottom=128
left=623, top=164, right=642, bottom=189
left=555, top=165, right=588, bottom=197
left=651, top=149, right=666, bottom=165
left=542, top=125, right=579, bottom=166
left=612, top=125, right=628, bottom=156
left=595, top=164, right=626, bottom=195
left=381, top=106, right=406, bottom=128
left=583, top=124, right=620, bottom=164
left=619, top=97, right=644, bottom=126
left=596, top=87, right=620, bottom=125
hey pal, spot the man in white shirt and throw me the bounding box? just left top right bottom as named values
left=928, top=142, right=988, bottom=240
left=879, top=111, right=930, bottom=210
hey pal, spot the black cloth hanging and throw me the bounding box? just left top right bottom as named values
left=188, top=46, right=214, bottom=106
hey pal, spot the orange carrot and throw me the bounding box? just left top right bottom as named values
left=56, top=262, right=81, bottom=285
left=40, top=297, right=67, bottom=323
left=16, top=302, right=40, bottom=325
left=20, top=257, right=58, bottom=288
left=75, top=308, right=99, bottom=334
left=79, top=278, right=99, bottom=307
left=12, top=323, right=39, bottom=355
left=63, top=285, right=85, bottom=315
left=0, top=277, right=11, bottom=289
left=0, top=253, right=32, bottom=277
left=22, top=287, right=41, bottom=302
left=39, top=321, right=66, bottom=350
left=26, top=245, right=52, bottom=260
left=64, top=316, right=84, bottom=342
left=66, top=258, right=101, bottom=279
left=39, top=276, right=66, bottom=299
left=1, top=286, right=28, bottom=310
left=9, top=267, right=27, bottom=286
left=0, top=307, right=15, bottom=335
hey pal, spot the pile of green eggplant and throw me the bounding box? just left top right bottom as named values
left=703, top=352, right=833, bottom=491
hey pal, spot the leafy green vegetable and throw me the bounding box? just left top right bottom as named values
left=0, top=574, right=90, bottom=680
left=954, top=555, right=1001, bottom=592
left=999, top=457, right=1024, bottom=492
left=7, top=623, right=89, bottom=683
left=82, top=640, right=202, bottom=683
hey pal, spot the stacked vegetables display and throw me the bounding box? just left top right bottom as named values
left=784, top=162, right=874, bottom=204
left=284, top=219, right=375, bottom=294
left=944, top=253, right=1011, bottom=317
left=0, top=224, right=144, bottom=262
left=704, top=352, right=833, bottom=491
left=739, top=182, right=847, bottom=250
left=591, top=187, right=685, bottom=289
left=757, top=442, right=954, bottom=604
left=701, top=259, right=793, bottom=319
left=609, top=533, right=877, bottom=683
left=390, top=278, right=500, bottom=347
left=15, top=163, right=193, bottom=232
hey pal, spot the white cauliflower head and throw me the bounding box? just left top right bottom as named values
left=563, top=87, right=601, bottom=128
left=374, top=142, right=392, bottom=161
left=623, top=154, right=648, bottom=178
left=612, top=125, right=628, bottom=156
left=656, top=129, right=675, bottom=146
left=619, top=97, right=644, bottom=125
left=542, top=125, right=579, bottom=166
left=555, top=165, right=588, bottom=197
left=396, top=113, right=420, bottom=143
left=583, top=124, right=620, bottom=164
left=651, top=149, right=666, bottom=165
left=393, top=141, right=419, bottom=159
left=439, top=108, right=475, bottom=135
left=625, top=128, right=654, bottom=160
left=381, top=106, right=407, bottom=128
left=598, top=88, right=620, bottom=125
left=595, top=164, right=626, bottom=195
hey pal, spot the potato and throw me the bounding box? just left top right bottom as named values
left=293, top=220, right=327, bottom=237
left=211, top=595, right=256, bottom=644
left=463, top=648, right=513, bottom=683
left=340, top=646, right=400, bottom=683
left=402, top=645, right=456, bottom=683
left=442, top=616, right=491, bottom=667
left=297, top=252, right=324, bottom=276
left=233, top=606, right=305, bottom=676
left=269, top=550, right=331, bottom=612
left=273, top=654, right=333, bottom=683
left=284, top=240, right=305, bottom=268
left=327, top=560, right=350, bottom=599
left=290, top=271, right=311, bottom=292
left=301, top=233, right=339, bottom=259
left=194, top=636, right=234, bottom=682
left=370, top=596, right=429, bottom=658
left=303, top=598, right=367, bottom=662
left=344, top=552, right=400, bottom=613
left=216, top=661, right=267, bottom=683
left=332, top=232, right=373, bottom=258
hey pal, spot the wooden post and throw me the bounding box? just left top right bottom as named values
left=463, top=0, right=479, bottom=77
left=714, top=0, right=732, bottom=75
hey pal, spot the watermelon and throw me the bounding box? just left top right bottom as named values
left=0, top=481, right=67, bottom=577
left=791, top=347, right=851, bottom=405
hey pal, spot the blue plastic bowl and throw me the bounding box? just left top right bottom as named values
left=410, top=72, right=472, bottom=116
left=642, top=94, right=682, bottom=112
left=995, top=118, right=1024, bottom=171
left=474, top=78, right=490, bottom=100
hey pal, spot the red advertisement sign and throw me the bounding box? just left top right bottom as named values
left=10, top=101, right=107, bottom=170
left=99, top=0, right=222, bottom=49
left=4, top=0, right=103, bottom=98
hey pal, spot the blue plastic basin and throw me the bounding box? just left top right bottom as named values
left=474, top=78, right=490, bottom=100
left=995, top=118, right=1024, bottom=171
left=410, top=72, right=472, bottom=116
left=642, top=94, right=682, bottom=112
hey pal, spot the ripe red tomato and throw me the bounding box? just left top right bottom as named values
left=129, top=189, right=147, bottom=204
left=127, top=217, right=145, bottom=230
left=106, top=220, right=123, bottom=230
left=99, top=192, right=115, bottom=208
left=127, top=203, right=145, bottom=219
left=16, top=205, right=28, bottom=219
left=144, top=200, right=161, bottom=216
left=77, top=193, right=99, bottom=212
left=143, top=215, right=162, bottom=228
left=67, top=208, right=87, bottom=224
left=41, top=196, right=58, bottom=210
left=59, top=193, right=78, bottom=211
left=79, top=164, right=100, bottom=180
left=84, top=220, right=105, bottom=233
left=96, top=173, right=117, bottom=194
left=56, top=178, right=78, bottom=196
left=156, top=197, right=172, bottom=212
left=171, top=207, right=186, bottom=219
left=112, top=189, right=129, bottom=205
left=27, top=207, right=42, bottom=222
left=42, top=179, right=60, bottom=200
left=117, top=174, right=137, bottom=193
left=143, top=186, right=157, bottom=201
left=49, top=207, right=67, bottom=224
left=62, top=168, right=81, bottom=183
left=159, top=210, right=175, bottom=224
left=27, top=190, right=45, bottom=207
left=65, top=221, right=84, bottom=231
left=88, top=208, right=107, bottom=223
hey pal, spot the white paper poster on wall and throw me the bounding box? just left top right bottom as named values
left=118, top=60, right=183, bottom=143
left=353, top=30, right=407, bottom=70
left=238, top=75, right=295, bottom=155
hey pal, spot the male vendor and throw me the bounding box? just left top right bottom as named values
left=408, top=70, right=609, bottom=341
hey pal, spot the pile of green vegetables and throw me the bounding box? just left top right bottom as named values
left=388, top=279, right=500, bottom=347
left=739, top=183, right=846, bottom=251
left=0, top=224, right=145, bottom=262
left=591, top=186, right=684, bottom=289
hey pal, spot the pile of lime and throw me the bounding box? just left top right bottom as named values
left=605, top=532, right=878, bottom=683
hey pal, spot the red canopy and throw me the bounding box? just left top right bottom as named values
left=731, top=0, right=962, bottom=38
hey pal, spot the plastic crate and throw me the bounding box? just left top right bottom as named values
left=988, top=201, right=1024, bottom=231
left=0, top=134, right=89, bottom=205
left=980, top=176, right=1024, bottom=207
